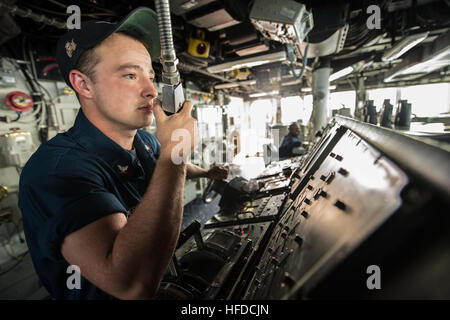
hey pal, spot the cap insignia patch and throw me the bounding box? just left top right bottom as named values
left=65, top=39, right=77, bottom=58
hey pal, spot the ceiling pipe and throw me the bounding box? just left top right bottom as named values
left=0, top=1, right=66, bottom=29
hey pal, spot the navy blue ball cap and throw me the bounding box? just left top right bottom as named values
left=56, top=7, right=160, bottom=89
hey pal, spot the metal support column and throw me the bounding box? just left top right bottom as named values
left=311, top=58, right=331, bottom=137
left=354, top=76, right=367, bottom=120
left=276, top=97, right=282, bottom=124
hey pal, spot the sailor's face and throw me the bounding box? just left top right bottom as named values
left=90, top=33, right=157, bottom=130
left=290, top=124, right=300, bottom=136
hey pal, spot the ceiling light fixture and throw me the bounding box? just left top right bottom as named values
left=249, top=90, right=279, bottom=98
left=329, top=66, right=354, bottom=82
left=382, top=32, right=429, bottom=62
left=206, top=50, right=287, bottom=74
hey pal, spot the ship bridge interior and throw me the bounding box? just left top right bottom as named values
left=0, top=0, right=449, bottom=303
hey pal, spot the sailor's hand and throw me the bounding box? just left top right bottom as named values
left=153, top=99, right=198, bottom=162
left=205, top=165, right=228, bottom=180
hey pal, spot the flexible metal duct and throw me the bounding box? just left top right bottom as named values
left=154, top=0, right=181, bottom=85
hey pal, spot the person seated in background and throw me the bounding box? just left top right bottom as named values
left=279, top=122, right=302, bottom=158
